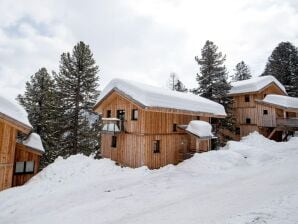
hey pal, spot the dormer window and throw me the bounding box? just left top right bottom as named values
left=244, top=95, right=250, bottom=102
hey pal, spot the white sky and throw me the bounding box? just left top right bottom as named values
left=0, top=0, right=298, bottom=100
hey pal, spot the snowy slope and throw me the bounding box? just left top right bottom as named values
left=0, top=96, right=31, bottom=127
left=229, top=75, right=286, bottom=95
left=1, top=132, right=298, bottom=224
left=96, top=78, right=226, bottom=116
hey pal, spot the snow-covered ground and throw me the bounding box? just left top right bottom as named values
left=1, top=132, right=298, bottom=224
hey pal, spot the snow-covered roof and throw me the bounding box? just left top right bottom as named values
left=23, top=133, right=45, bottom=153
left=0, top=96, right=32, bottom=129
left=258, top=94, right=298, bottom=110
left=186, top=120, right=214, bottom=138
left=229, top=75, right=286, bottom=95
left=96, top=79, right=226, bottom=117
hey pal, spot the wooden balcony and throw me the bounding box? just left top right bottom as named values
left=276, top=118, right=298, bottom=128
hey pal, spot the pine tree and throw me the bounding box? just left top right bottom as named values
left=194, top=40, right=231, bottom=108
left=262, top=41, right=298, bottom=97
left=167, top=73, right=188, bottom=92
left=17, top=68, right=59, bottom=167
left=174, top=80, right=188, bottom=92
left=232, top=61, right=251, bottom=81
left=55, top=41, right=100, bottom=156
left=194, top=41, right=235, bottom=146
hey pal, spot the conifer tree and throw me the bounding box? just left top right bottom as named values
left=17, top=68, right=59, bottom=167
left=194, top=40, right=231, bottom=108
left=55, top=41, right=100, bottom=156
left=194, top=41, right=235, bottom=145
left=232, top=61, right=251, bottom=81
left=262, top=41, right=298, bottom=97
left=174, top=80, right=188, bottom=92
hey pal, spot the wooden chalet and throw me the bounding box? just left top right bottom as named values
left=0, top=96, right=44, bottom=191
left=228, top=75, right=298, bottom=140
left=94, top=79, right=226, bottom=169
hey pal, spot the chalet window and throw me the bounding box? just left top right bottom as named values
left=152, top=140, right=160, bottom=153
left=106, top=110, right=112, bottom=118
left=173, top=123, right=177, bottom=132
left=131, top=109, right=138, bottom=120
left=197, top=116, right=200, bottom=120
left=263, top=110, right=268, bottom=115
left=235, top=127, right=240, bottom=135
left=117, top=110, right=125, bottom=120
left=246, top=118, right=251, bottom=124
left=244, top=95, right=250, bottom=102
left=15, top=161, right=35, bottom=174
left=111, top=136, right=117, bottom=148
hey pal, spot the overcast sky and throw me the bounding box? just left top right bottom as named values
left=1, top=0, right=298, bottom=100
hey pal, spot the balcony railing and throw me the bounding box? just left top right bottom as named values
left=276, top=118, right=298, bottom=128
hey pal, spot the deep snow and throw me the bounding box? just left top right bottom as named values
left=96, top=78, right=226, bottom=116
left=1, top=132, right=298, bottom=224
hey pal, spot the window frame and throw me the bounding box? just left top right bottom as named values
left=152, top=140, right=160, bottom=153
left=111, top=136, right=117, bottom=148
left=14, top=161, right=35, bottom=175
left=173, top=123, right=177, bottom=132
left=244, top=95, right=250, bottom=102
left=131, top=109, right=138, bottom=121
left=106, top=110, right=112, bottom=118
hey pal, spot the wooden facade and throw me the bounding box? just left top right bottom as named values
left=229, top=82, right=298, bottom=140
left=0, top=115, right=42, bottom=191
left=95, top=91, right=218, bottom=169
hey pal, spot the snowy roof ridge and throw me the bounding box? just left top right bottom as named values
left=0, top=96, right=32, bottom=129
left=23, top=133, right=45, bottom=153
left=96, top=78, right=226, bottom=116
left=229, top=75, right=286, bottom=95
left=258, top=94, right=298, bottom=110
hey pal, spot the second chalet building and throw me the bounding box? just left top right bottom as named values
left=94, top=79, right=226, bottom=169
left=229, top=75, right=298, bottom=140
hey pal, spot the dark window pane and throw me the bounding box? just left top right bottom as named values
left=15, top=162, right=25, bottom=173
left=111, top=136, right=117, bottom=148
left=153, top=140, right=160, bottom=153
left=245, top=95, right=250, bottom=102
left=25, top=161, right=34, bottom=173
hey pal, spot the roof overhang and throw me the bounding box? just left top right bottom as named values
left=16, top=142, right=44, bottom=155
left=228, top=82, right=287, bottom=97
left=0, top=113, right=31, bottom=134
left=255, top=100, right=298, bottom=113
left=94, top=88, right=226, bottom=118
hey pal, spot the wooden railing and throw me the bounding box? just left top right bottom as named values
left=276, top=118, right=298, bottom=128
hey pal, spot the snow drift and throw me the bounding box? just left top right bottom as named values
left=1, top=132, right=298, bottom=224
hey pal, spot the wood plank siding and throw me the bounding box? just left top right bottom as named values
left=0, top=117, right=41, bottom=191
left=0, top=118, right=17, bottom=190
left=231, top=83, right=288, bottom=139
left=13, top=143, right=41, bottom=187
left=95, top=91, right=213, bottom=169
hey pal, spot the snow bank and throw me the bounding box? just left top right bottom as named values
left=96, top=78, right=226, bottom=116
left=0, top=95, right=31, bottom=127
left=186, top=120, right=213, bottom=137
left=23, top=133, right=45, bottom=153
left=229, top=75, right=286, bottom=95
left=1, top=132, right=298, bottom=224
left=261, top=94, right=298, bottom=109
